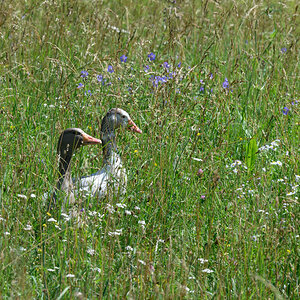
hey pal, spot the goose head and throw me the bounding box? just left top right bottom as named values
left=100, top=108, right=142, bottom=162
left=58, top=128, right=102, bottom=163
left=101, top=108, right=142, bottom=142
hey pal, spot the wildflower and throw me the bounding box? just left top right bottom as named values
left=134, top=206, right=140, bottom=210
left=48, top=218, right=57, bottom=222
left=4, top=232, right=10, bottom=236
left=125, top=210, right=132, bottom=215
left=282, top=107, right=289, bottom=115
left=209, top=73, right=213, bottom=79
left=66, top=274, right=75, bottom=278
left=24, top=224, right=32, bottom=231
left=116, top=203, right=126, bottom=208
left=148, top=52, right=156, bottom=61
left=202, top=268, right=214, bottom=273
left=125, top=246, right=134, bottom=251
left=107, top=65, right=114, bottom=73
left=17, top=194, right=27, bottom=200
left=198, top=258, right=208, bottom=264
left=47, top=269, right=56, bottom=272
left=163, top=62, right=170, bottom=69
left=138, top=259, right=146, bottom=265
left=138, top=220, right=146, bottom=225
left=30, top=193, right=36, bottom=198
left=77, top=83, right=84, bottom=88
left=97, top=75, right=103, bottom=82
left=120, top=55, right=127, bottom=63
left=144, top=65, right=150, bottom=72
left=201, top=195, right=206, bottom=199
left=222, top=78, right=229, bottom=89
left=177, top=62, right=181, bottom=68
left=197, top=169, right=204, bottom=176
left=46, top=212, right=51, bottom=216
left=81, top=71, right=88, bottom=78
left=85, top=90, right=92, bottom=96
left=87, top=248, right=95, bottom=255
left=295, top=175, right=300, bottom=182
left=281, top=47, right=287, bottom=53
left=291, top=100, right=298, bottom=105
left=287, top=249, right=291, bottom=254
left=200, top=86, right=204, bottom=92
left=270, top=161, right=282, bottom=166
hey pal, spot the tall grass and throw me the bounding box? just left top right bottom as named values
left=0, top=0, right=299, bottom=298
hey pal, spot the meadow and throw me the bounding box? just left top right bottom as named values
left=0, top=0, right=299, bottom=298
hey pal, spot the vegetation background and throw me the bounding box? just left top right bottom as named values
left=0, top=0, right=299, bottom=298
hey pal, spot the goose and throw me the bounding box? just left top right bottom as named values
left=48, top=128, right=102, bottom=210
left=76, top=108, right=142, bottom=199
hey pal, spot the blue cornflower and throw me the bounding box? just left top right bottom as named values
left=291, top=100, right=298, bottom=106
left=81, top=71, right=88, bottom=78
left=97, top=75, right=103, bottom=82
left=163, top=62, right=170, bottom=69
left=77, top=83, right=84, bottom=89
left=107, top=65, right=114, bottom=73
left=144, top=65, right=150, bottom=72
left=282, top=107, right=289, bottom=115
left=200, top=86, right=204, bottom=92
left=148, top=52, right=156, bottom=61
left=200, top=79, right=204, bottom=84
left=281, top=47, right=287, bottom=53
left=177, top=62, right=181, bottom=68
left=120, top=55, right=127, bottom=63
left=210, top=73, right=213, bottom=79
left=85, top=90, right=92, bottom=96
left=222, top=78, right=229, bottom=89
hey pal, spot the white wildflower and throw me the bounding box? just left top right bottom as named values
left=24, top=224, right=32, bottom=231
left=134, top=206, right=140, bottom=210
left=47, top=269, right=56, bottom=272
left=138, top=259, right=146, bottom=265
left=66, top=274, right=75, bottom=278
left=202, top=268, right=214, bottom=273
left=125, top=210, right=132, bottom=215
left=198, top=258, right=208, bottom=264
left=17, top=194, right=27, bottom=200
left=87, top=248, right=96, bottom=256
left=4, top=232, right=10, bottom=235
left=138, top=220, right=146, bottom=225
left=30, top=193, right=36, bottom=198
left=48, top=218, right=57, bottom=222
left=295, top=175, right=300, bottom=182
left=125, top=246, right=134, bottom=251
left=116, top=203, right=126, bottom=208
left=270, top=161, right=282, bottom=166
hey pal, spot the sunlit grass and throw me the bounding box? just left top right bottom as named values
left=0, top=0, right=299, bottom=298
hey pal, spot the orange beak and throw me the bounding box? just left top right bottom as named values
left=82, top=133, right=102, bottom=145
left=128, top=119, right=142, bottom=134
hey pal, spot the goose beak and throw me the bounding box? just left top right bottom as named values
left=82, top=133, right=102, bottom=145
left=128, top=119, right=142, bottom=134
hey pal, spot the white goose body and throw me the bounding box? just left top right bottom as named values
left=75, top=151, right=127, bottom=199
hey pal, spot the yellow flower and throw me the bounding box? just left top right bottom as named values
left=134, top=150, right=138, bottom=154
left=197, top=132, right=201, bottom=136
left=239, top=137, right=243, bottom=141
left=10, top=125, right=15, bottom=130
left=287, top=249, right=291, bottom=254
left=43, top=224, right=47, bottom=227
left=154, top=163, right=157, bottom=167
left=46, top=212, right=51, bottom=216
